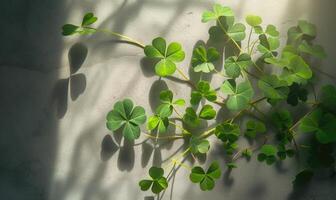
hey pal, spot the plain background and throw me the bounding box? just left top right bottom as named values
left=1, top=0, right=336, bottom=200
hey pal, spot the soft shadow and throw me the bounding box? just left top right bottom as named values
left=101, top=134, right=119, bottom=161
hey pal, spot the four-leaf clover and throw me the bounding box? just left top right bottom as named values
left=106, top=99, right=146, bottom=140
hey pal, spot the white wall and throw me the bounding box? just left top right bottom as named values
left=1, top=0, right=335, bottom=200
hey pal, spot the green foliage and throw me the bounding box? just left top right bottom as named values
left=64, top=3, right=336, bottom=196
left=139, top=167, right=168, bottom=194
left=224, top=53, right=252, bottom=78
left=299, top=108, right=336, bottom=144
left=190, top=161, right=221, bottom=191
left=106, top=99, right=146, bottom=140
left=191, top=81, right=217, bottom=105
left=62, top=13, right=98, bottom=36
left=221, top=80, right=254, bottom=110
left=202, top=4, right=234, bottom=23
left=192, top=45, right=220, bottom=73
left=190, top=137, right=210, bottom=154
left=144, top=37, right=185, bottom=77
left=245, top=120, right=266, bottom=138
left=258, top=145, right=277, bottom=165
left=156, top=90, right=185, bottom=118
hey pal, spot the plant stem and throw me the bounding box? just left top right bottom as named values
left=217, top=19, right=243, bottom=53
left=247, top=27, right=253, bottom=52
left=289, top=106, right=317, bottom=132
left=172, top=106, right=183, bottom=118
left=175, top=67, right=196, bottom=88
left=94, top=28, right=145, bottom=48
left=144, top=133, right=183, bottom=140
left=169, top=121, right=190, bottom=135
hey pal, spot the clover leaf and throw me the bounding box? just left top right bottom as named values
left=258, top=75, right=289, bottom=101
left=156, top=90, right=185, bottom=118
left=189, top=161, right=221, bottom=191
left=190, top=137, right=210, bottom=154
left=277, top=144, right=295, bottom=160
left=202, top=4, right=234, bottom=23
left=320, top=85, right=336, bottom=114
left=288, top=20, right=316, bottom=44
left=258, top=145, right=277, bottom=165
left=279, top=55, right=312, bottom=85
left=298, top=20, right=316, bottom=38
left=199, top=105, right=216, bottom=120
left=106, top=99, right=146, bottom=140
left=221, top=80, right=254, bottom=111
left=190, top=81, right=217, bottom=105
left=299, top=108, right=336, bottom=144
left=242, top=149, right=252, bottom=159
left=245, top=15, right=262, bottom=27
left=257, top=25, right=280, bottom=58
left=215, top=122, right=240, bottom=143
left=224, top=53, right=252, bottom=78
left=245, top=120, right=266, bottom=139
left=227, top=162, right=238, bottom=169
left=227, top=23, right=246, bottom=42
left=183, top=107, right=200, bottom=127
left=192, top=45, right=219, bottom=73
left=298, top=41, right=327, bottom=59
left=139, top=167, right=168, bottom=194
left=147, top=115, right=169, bottom=134
left=286, top=83, right=308, bottom=106
left=271, top=110, right=293, bottom=132
left=144, top=37, right=185, bottom=77
left=62, top=13, right=98, bottom=36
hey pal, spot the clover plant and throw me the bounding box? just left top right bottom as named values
left=63, top=3, right=336, bottom=197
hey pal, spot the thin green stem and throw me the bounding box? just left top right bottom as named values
left=217, top=19, right=243, bottom=53
left=144, top=133, right=183, bottom=140
left=169, top=121, right=190, bottom=135
left=247, top=27, right=253, bottom=52
left=94, top=28, right=145, bottom=48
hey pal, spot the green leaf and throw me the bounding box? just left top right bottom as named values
left=287, top=83, right=308, bottom=106
left=62, top=24, right=79, bottom=36
left=106, top=99, right=146, bottom=140
left=173, top=99, right=185, bottom=106
left=190, top=81, right=217, bottom=105
left=280, top=55, right=312, bottom=85
left=298, top=41, right=327, bottom=59
left=242, top=149, right=252, bottom=159
left=320, top=85, right=336, bottom=113
left=260, top=145, right=277, bottom=156
left=159, top=90, right=173, bottom=103
left=183, top=107, right=200, bottom=127
left=227, top=162, right=237, bottom=169
left=139, top=167, right=168, bottom=194
left=192, top=46, right=219, bottom=73
left=227, top=23, right=246, bottom=42
left=199, top=105, right=216, bottom=120
left=190, top=161, right=221, bottom=191
left=190, top=137, right=210, bottom=154
left=215, top=123, right=240, bottom=143
left=265, top=25, right=279, bottom=37
left=221, top=80, right=254, bottom=111
left=271, top=110, right=293, bottom=131
left=245, top=15, right=262, bottom=27
left=258, top=75, right=289, bottom=100
left=224, top=53, right=252, bottom=78
left=245, top=120, right=266, bottom=138
left=147, top=115, right=169, bottom=133
left=298, top=20, right=316, bottom=38
left=202, top=4, right=234, bottom=23
left=292, top=169, right=314, bottom=187
left=81, top=13, right=98, bottom=26
left=144, top=37, right=185, bottom=77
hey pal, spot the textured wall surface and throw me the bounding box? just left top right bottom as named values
left=1, top=0, right=336, bottom=200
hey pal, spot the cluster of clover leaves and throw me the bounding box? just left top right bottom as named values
left=63, top=4, right=336, bottom=197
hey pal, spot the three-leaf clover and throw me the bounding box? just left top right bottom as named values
left=199, top=105, right=217, bottom=120
left=147, top=115, right=169, bottom=134
left=62, top=13, right=97, bottom=36
left=258, top=145, right=277, bottom=165
left=202, top=4, right=234, bottom=23
left=156, top=90, right=185, bottom=118
left=298, top=41, right=327, bottom=59
left=106, top=99, right=146, bottom=140
left=286, top=83, right=308, bottom=106
left=144, top=37, right=185, bottom=77
left=271, top=110, right=293, bottom=132
left=183, top=107, right=200, bottom=127
left=190, top=81, right=217, bottom=105
left=299, top=108, right=336, bottom=144
left=279, top=55, right=312, bottom=85
left=288, top=20, right=316, bottom=44
left=190, top=137, right=210, bottom=154
left=277, top=144, right=295, bottom=160
left=189, top=161, right=221, bottom=191
left=192, top=45, right=220, bottom=73
left=139, top=167, right=168, bottom=194
left=257, top=25, right=280, bottom=58
left=221, top=79, right=254, bottom=111
left=320, top=85, right=336, bottom=114
left=215, top=122, right=240, bottom=143
left=224, top=53, right=252, bottom=79
left=245, top=120, right=266, bottom=138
